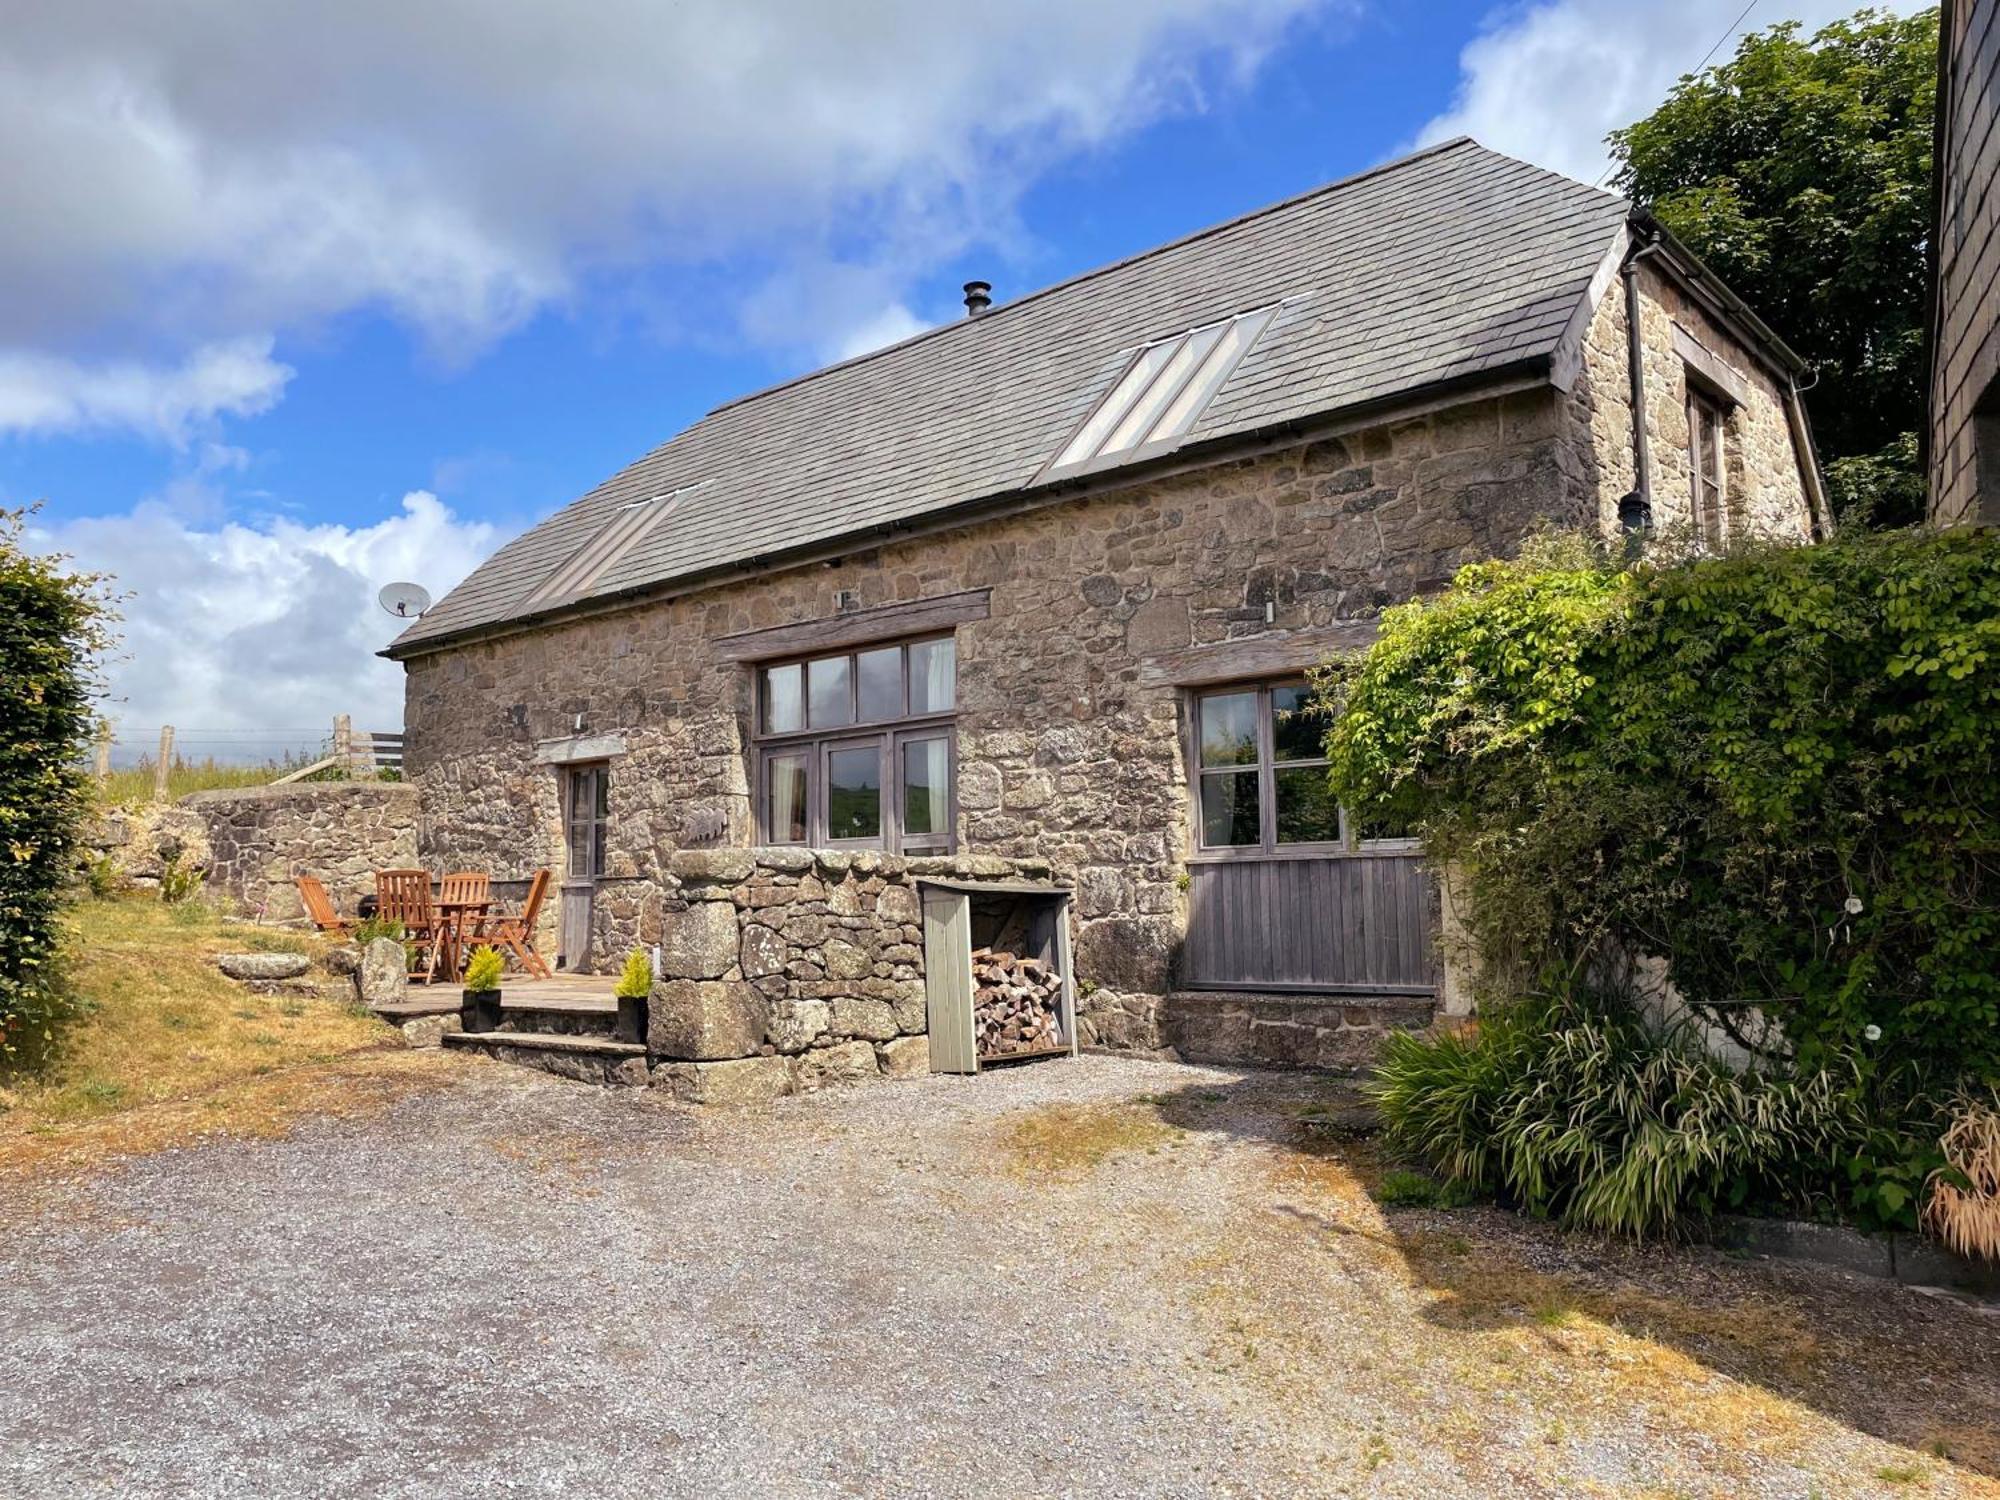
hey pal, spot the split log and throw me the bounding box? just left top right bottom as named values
left=970, top=946, right=1065, bottom=1058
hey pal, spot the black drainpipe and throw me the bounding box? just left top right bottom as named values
left=1617, top=231, right=1661, bottom=537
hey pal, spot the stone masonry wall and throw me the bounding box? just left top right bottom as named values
left=174, top=783, right=420, bottom=921
left=1567, top=257, right=1813, bottom=544
left=644, top=848, right=1051, bottom=1103
left=406, top=389, right=1587, bottom=1049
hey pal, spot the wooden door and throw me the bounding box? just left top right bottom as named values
left=1183, top=852, right=1438, bottom=993
left=922, top=889, right=976, bottom=1074
left=560, top=764, right=608, bottom=972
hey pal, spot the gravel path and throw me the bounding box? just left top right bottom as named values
left=3, top=1054, right=1995, bottom=1498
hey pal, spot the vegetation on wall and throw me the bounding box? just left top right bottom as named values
left=1323, top=527, right=1999, bottom=1232
left=1608, top=7, right=1939, bottom=526
left=0, top=510, right=112, bottom=1075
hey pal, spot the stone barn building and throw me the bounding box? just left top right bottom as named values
left=387, top=138, right=1823, bottom=1080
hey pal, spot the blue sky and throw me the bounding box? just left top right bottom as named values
left=1, top=0, right=1889, bottom=759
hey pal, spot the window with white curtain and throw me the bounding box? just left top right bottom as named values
left=753, top=635, right=956, bottom=851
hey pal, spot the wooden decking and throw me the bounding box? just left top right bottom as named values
left=494, top=974, right=619, bottom=1010
left=371, top=972, right=619, bottom=1022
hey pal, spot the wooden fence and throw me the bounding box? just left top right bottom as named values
left=93, top=715, right=404, bottom=799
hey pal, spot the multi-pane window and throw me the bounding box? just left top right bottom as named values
left=1688, top=387, right=1728, bottom=549
left=1190, top=681, right=1410, bottom=855
left=565, top=764, right=608, bottom=878
left=755, top=635, right=956, bottom=851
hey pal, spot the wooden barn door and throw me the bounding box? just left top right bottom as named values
left=560, top=764, right=607, bottom=972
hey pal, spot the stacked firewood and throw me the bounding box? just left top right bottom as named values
left=972, top=947, right=1065, bottom=1057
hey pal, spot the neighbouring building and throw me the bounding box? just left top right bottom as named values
left=387, top=138, right=1824, bottom=1078
left=1929, top=0, right=2000, bottom=528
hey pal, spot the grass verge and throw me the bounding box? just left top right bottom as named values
left=0, top=896, right=446, bottom=1183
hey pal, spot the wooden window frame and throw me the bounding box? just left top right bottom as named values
left=563, top=763, right=609, bottom=879
left=752, top=634, right=957, bottom=853
left=1185, top=679, right=1419, bottom=864
left=1687, top=384, right=1729, bottom=550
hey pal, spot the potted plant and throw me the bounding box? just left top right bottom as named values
left=613, top=947, right=652, bottom=1044
left=461, top=945, right=505, bottom=1033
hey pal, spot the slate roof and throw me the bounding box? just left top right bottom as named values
left=389, top=138, right=1630, bottom=656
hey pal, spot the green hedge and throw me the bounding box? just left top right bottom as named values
left=1326, top=527, right=1998, bottom=1125
left=0, top=511, right=110, bottom=1074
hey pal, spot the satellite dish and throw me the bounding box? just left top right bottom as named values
left=378, top=582, right=433, bottom=619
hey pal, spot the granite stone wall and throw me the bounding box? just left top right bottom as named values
left=645, top=848, right=1053, bottom=1102
left=175, top=783, right=420, bottom=921
left=1566, top=257, right=1814, bottom=544
left=405, top=392, right=1585, bottom=1045
left=401, top=284, right=1818, bottom=1056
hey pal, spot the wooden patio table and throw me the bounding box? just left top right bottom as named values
left=434, top=896, right=492, bottom=982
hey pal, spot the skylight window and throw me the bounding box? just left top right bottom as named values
left=1047, top=305, right=1277, bottom=476
left=521, top=482, right=703, bottom=610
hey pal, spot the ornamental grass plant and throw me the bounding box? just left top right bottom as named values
left=1373, top=990, right=1868, bottom=1239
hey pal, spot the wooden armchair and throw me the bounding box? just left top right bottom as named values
left=477, top=868, right=554, bottom=980
left=295, top=875, right=349, bottom=936
left=374, top=868, right=445, bottom=983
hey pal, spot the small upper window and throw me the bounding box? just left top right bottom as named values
left=1687, top=389, right=1728, bottom=550
left=1047, top=306, right=1277, bottom=477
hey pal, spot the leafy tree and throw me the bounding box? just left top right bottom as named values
left=1608, top=8, right=1939, bottom=527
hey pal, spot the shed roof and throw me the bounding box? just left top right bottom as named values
left=389, top=138, right=1630, bottom=657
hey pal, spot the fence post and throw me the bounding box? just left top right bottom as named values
left=333, top=714, right=354, bottom=776
left=153, top=725, right=174, bottom=802
left=93, top=722, right=112, bottom=782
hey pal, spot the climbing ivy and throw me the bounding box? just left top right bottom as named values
left=1323, top=528, right=2000, bottom=1092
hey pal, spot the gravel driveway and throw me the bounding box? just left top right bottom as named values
left=4, top=1055, right=1995, bottom=1498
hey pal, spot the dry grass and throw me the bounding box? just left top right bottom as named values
left=998, top=1100, right=1179, bottom=1176
left=0, top=895, right=446, bottom=1183
left=1925, top=1096, right=2000, bottom=1263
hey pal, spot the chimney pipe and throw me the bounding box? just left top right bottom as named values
left=963, top=280, right=992, bottom=317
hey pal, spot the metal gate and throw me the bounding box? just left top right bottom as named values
left=1182, top=852, right=1438, bottom=992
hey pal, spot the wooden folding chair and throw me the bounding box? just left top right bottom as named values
left=478, top=868, right=554, bottom=980
left=294, top=875, right=350, bottom=936
left=436, top=871, right=493, bottom=981
left=439, top=871, right=490, bottom=907
left=374, top=868, right=445, bottom=983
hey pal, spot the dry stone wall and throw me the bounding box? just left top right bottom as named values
left=90, top=783, right=419, bottom=921
left=645, top=848, right=1048, bottom=1101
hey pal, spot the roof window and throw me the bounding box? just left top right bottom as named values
left=1046, top=304, right=1277, bottom=477
left=521, top=482, right=703, bottom=610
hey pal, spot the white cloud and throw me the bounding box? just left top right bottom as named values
left=31, top=491, right=500, bottom=760
left=1414, top=0, right=1918, bottom=186
left=0, top=337, right=292, bottom=445
left=0, top=0, right=1325, bottom=385
left=829, top=304, right=931, bottom=364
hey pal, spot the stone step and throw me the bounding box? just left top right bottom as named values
left=489, top=995, right=623, bottom=1039
left=442, top=1029, right=650, bottom=1086
left=1160, top=989, right=1435, bottom=1073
